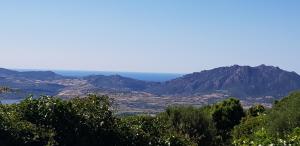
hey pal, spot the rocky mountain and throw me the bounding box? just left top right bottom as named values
left=153, top=65, right=300, bottom=98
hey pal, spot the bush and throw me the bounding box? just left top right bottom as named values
left=212, top=98, right=245, bottom=144
left=246, top=104, right=266, bottom=117
left=1, top=93, right=299, bottom=146
left=0, top=103, right=56, bottom=146
left=160, top=106, right=216, bottom=146
left=0, top=95, right=195, bottom=146
left=232, top=92, right=300, bottom=145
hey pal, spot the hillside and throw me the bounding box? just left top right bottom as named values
left=0, top=68, right=65, bottom=81
left=84, top=75, right=158, bottom=91
left=0, top=69, right=65, bottom=98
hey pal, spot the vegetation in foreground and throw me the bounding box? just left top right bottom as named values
left=0, top=92, right=299, bottom=146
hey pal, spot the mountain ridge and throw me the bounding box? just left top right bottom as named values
left=151, top=65, right=300, bottom=98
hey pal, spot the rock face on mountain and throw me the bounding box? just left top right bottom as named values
left=153, top=65, right=300, bottom=98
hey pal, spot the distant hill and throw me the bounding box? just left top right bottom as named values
left=0, top=68, right=64, bottom=80
left=84, top=75, right=157, bottom=91
left=152, top=65, right=300, bottom=98
left=0, top=68, right=65, bottom=98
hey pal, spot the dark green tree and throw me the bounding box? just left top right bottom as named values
left=161, top=106, right=216, bottom=146
left=247, top=104, right=266, bottom=117
left=212, top=98, right=245, bottom=143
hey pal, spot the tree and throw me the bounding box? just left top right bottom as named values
left=232, top=92, right=300, bottom=146
left=247, top=104, right=266, bottom=117
left=212, top=98, right=245, bottom=143
left=161, top=106, right=216, bottom=146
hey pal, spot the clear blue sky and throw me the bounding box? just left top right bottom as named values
left=0, top=0, right=299, bottom=73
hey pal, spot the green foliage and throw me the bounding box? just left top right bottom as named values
left=246, top=104, right=266, bottom=117
left=0, top=103, right=56, bottom=146
left=287, top=127, right=300, bottom=145
left=0, top=92, right=299, bottom=146
left=212, top=98, right=245, bottom=132
left=118, top=115, right=194, bottom=146
left=211, top=98, right=245, bottom=144
left=160, top=106, right=216, bottom=146
left=69, top=95, right=120, bottom=146
left=232, top=104, right=267, bottom=145
left=232, top=92, right=300, bottom=145
left=266, top=92, right=300, bottom=136
left=232, top=115, right=266, bottom=145
left=0, top=95, right=195, bottom=146
left=0, top=95, right=120, bottom=146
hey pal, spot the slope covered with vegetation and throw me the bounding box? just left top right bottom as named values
left=0, top=92, right=299, bottom=146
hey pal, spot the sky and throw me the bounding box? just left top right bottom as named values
left=0, top=0, right=299, bottom=73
